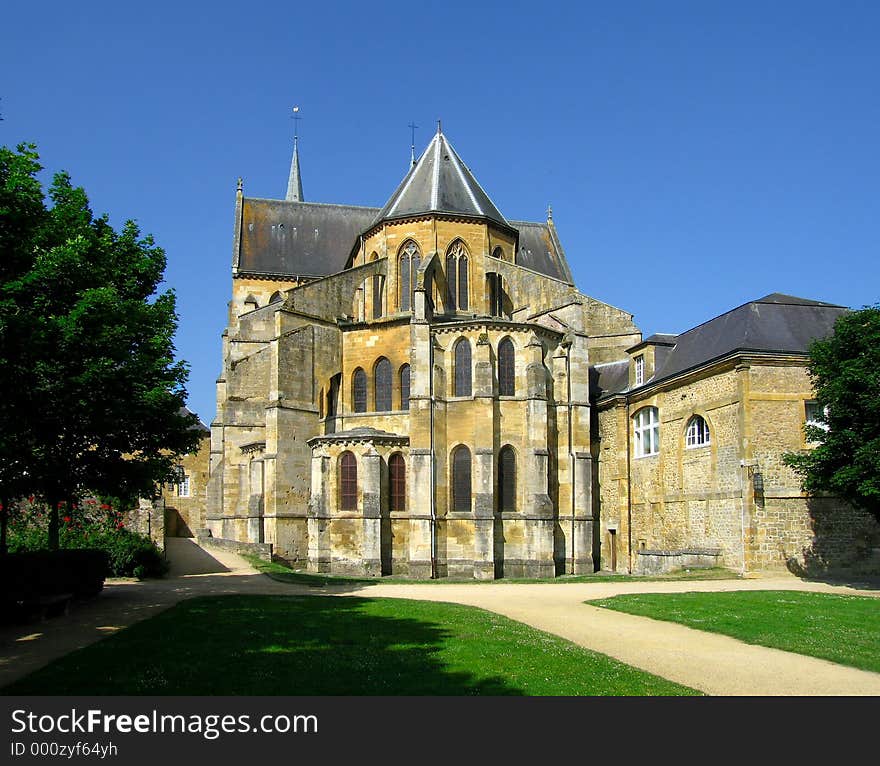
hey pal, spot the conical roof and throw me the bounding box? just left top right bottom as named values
left=372, top=127, right=510, bottom=229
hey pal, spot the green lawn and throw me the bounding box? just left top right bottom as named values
left=589, top=590, right=880, bottom=673
left=3, top=595, right=698, bottom=696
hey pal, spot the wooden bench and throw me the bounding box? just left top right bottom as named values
left=8, top=592, right=74, bottom=623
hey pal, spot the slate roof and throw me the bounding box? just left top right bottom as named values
left=235, top=130, right=574, bottom=283
left=509, top=220, right=573, bottom=284
left=595, top=293, right=847, bottom=400
left=237, top=199, right=378, bottom=278
left=372, top=129, right=510, bottom=230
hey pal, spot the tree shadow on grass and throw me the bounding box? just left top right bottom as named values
left=2, top=595, right=526, bottom=696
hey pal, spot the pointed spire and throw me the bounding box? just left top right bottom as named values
left=286, top=136, right=304, bottom=202
left=547, top=204, right=553, bottom=221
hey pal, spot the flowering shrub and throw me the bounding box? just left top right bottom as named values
left=7, top=498, right=168, bottom=578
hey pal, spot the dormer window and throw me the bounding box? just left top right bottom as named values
left=634, top=354, right=645, bottom=386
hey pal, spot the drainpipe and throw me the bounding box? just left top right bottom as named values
left=625, top=396, right=633, bottom=574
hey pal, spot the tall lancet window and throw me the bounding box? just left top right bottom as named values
left=445, top=241, right=469, bottom=312
left=399, top=241, right=421, bottom=312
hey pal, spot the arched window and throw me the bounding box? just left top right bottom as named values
left=685, top=415, right=711, bottom=448
left=487, top=273, right=504, bottom=317
left=353, top=368, right=367, bottom=413
left=375, top=357, right=392, bottom=412
left=269, top=291, right=283, bottom=303
left=633, top=407, right=660, bottom=457
left=243, top=294, right=258, bottom=311
left=446, top=251, right=457, bottom=311
left=445, top=241, right=469, bottom=312
left=498, top=446, right=516, bottom=512
left=458, top=255, right=469, bottom=310
left=452, top=445, right=472, bottom=512
left=454, top=338, right=472, bottom=397
left=340, top=451, right=357, bottom=511
left=498, top=338, right=515, bottom=396
left=492, top=246, right=504, bottom=260
left=389, top=453, right=406, bottom=512
left=399, top=241, right=420, bottom=312
left=399, top=364, right=411, bottom=410
left=370, top=253, right=383, bottom=319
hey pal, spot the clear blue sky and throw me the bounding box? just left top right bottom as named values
left=3, top=1, right=878, bottom=422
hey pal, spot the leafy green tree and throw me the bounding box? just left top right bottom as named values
left=785, top=305, right=880, bottom=524
left=0, top=143, right=201, bottom=549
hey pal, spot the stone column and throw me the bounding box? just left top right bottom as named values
left=361, top=447, right=382, bottom=576
left=407, top=305, right=435, bottom=579
left=473, top=332, right=495, bottom=579
left=247, top=457, right=264, bottom=544
left=524, top=334, right=555, bottom=577
left=307, top=454, right=331, bottom=572
left=572, top=452, right=594, bottom=573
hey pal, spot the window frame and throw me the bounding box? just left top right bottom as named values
left=634, top=354, right=645, bottom=386
left=498, top=337, right=515, bottom=396
left=685, top=414, right=711, bottom=449
left=399, top=364, right=411, bottom=410
left=451, top=445, right=472, bottom=513
left=633, top=406, right=660, bottom=458
left=339, top=451, right=358, bottom=511
left=453, top=338, right=472, bottom=397
left=498, top=445, right=516, bottom=512
left=374, top=357, right=392, bottom=412
left=389, top=453, right=406, bottom=512
left=398, top=240, right=420, bottom=312
left=352, top=368, right=367, bottom=413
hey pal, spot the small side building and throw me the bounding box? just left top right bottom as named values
left=592, top=293, right=880, bottom=576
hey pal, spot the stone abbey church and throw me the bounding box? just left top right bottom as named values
left=192, top=127, right=879, bottom=579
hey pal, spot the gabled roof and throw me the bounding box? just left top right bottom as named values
left=372, top=128, right=510, bottom=230
left=595, top=293, right=847, bottom=400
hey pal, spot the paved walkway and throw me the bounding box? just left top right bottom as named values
left=2, top=538, right=878, bottom=695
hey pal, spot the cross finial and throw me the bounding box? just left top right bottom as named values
left=291, top=105, right=302, bottom=141
left=408, top=121, right=418, bottom=166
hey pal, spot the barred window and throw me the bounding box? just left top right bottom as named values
left=454, top=338, right=472, bottom=397
left=685, top=415, right=710, bottom=448
left=498, top=446, right=516, bottom=512
left=498, top=338, right=515, bottom=396
left=375, top=357, right=392, bottom=411
left=452, top=445, right=472, bottom=512
left=340, top=451, right=357, bottom=511
left=353, top=368, right=367, bottom=413
left=400, top=364, right=411, bottom=410
left=389, top=453, right=406, bottom=512
left=633, top=407, right=660, bottom=457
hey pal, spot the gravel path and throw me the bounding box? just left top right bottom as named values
left=2, top=538, right=878, bottom=695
